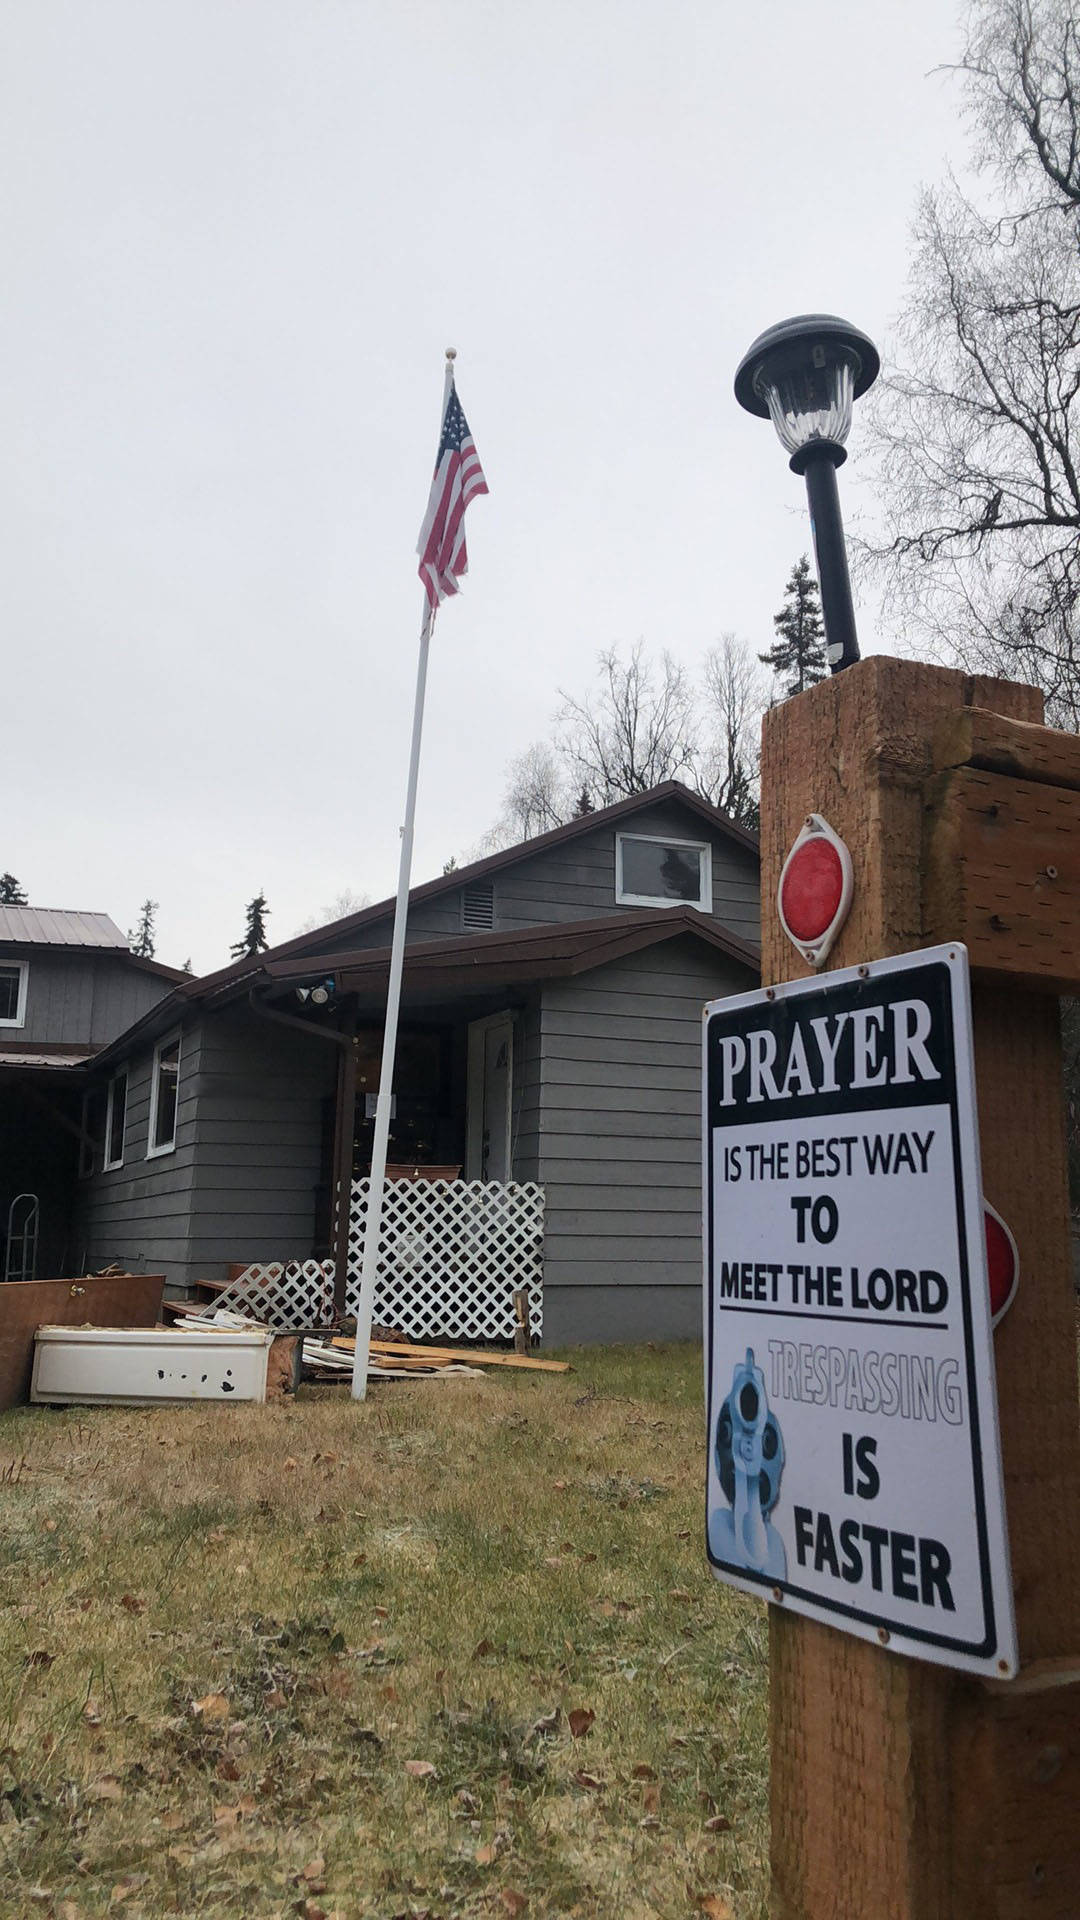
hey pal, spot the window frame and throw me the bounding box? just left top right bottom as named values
left=103, top=1067, right=128, bottom=1172
left=146, top=1032, right=182, bottom=1159
left=0, top=959, right=29, bottom=1029
left=614, top=832, right=712, bottom=912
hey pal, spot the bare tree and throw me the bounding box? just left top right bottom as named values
left=295, top=888, right=371, bottom=935
left=475, top=638, right=764, bottom=857
left=701, top=633, right=768, bottom=828
left=862, top=0, right=1080, bottom=722
left=557, top=643, right=701, bottom=802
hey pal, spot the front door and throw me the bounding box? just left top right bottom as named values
left=466, top=1013, right=513, bottom=1182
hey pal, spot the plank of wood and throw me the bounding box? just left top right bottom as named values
left=760, top=657, right=1080, bottom=1917
left=933, top=704, right=1080, bottom=792
left=332, top=1336, right=570, bottom=1373
left=923, top=764, right=1080, bottom=991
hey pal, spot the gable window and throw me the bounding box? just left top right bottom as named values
left=615, top=833, right=712, bottom=911
left=0, top=961, right=28, bottom=1027
left=78, top=1087, right=106, bottom=1178
left=104, top=1069, right=128, bottom=1171
left=147, top=1034, right=181, bottom=1157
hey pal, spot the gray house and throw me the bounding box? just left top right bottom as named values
left=75, top=784, right=761, bottom=1342
left=0, top=908, right=184, bottom=1280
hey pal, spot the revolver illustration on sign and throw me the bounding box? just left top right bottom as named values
left=709, top=1347, right=787, bottom=1581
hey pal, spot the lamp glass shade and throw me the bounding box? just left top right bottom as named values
left=756, top=355, right=855, bottom=458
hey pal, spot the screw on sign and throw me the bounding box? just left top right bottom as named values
left=984, top=1201, right=1019, bottom=1327
left=777, top=814, right=853, bottom=968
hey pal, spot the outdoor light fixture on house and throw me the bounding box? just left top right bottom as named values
left=734, top=314, right=880, bottom=674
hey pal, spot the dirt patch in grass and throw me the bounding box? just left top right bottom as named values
left=0, top=1344, right=768, bottom=1918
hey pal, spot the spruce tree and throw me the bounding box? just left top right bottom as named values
left=128, top=898, right=158, bottom=958
left=231, top=893, right=270, bottom=960
left=574, top=785, right=594, bottom=816
left=759, top=556, right=827, bottom=698
left=0, top=874, right=27, bottom=905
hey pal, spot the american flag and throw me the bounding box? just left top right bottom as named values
left=416, top=381, right=489, bottom=611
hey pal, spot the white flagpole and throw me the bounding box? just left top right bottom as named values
left=351, top=352, right=455, bottom=1399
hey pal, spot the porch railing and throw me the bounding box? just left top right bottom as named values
left=192, top=1178, right=545, bottom=1343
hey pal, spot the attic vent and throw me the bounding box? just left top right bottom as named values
left=462, top=881, right=495, bottom=931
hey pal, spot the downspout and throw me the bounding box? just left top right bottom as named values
left=247, top=989, right=357, bottom=1319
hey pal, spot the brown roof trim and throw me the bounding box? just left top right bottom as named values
left=262, top=905, right=760, bottom=995
left=187, top=781, right=759, bottom=1000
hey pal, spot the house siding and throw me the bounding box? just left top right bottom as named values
left=536, top=936, right=755, bottom=1344
left=2, top=948, right=174, bottom=1048
left=77, top=1022, right=202, bottom=1280
left=78, top=1013, right=337, bottom=1290
left=306, top=800, right=760, bottom=957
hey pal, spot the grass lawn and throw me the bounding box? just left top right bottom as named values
left=0, top=1344, right=768, bottom=1920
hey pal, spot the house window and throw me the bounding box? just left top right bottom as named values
left=104, top=1069, right=128, bottom=1171
left=462, top=881, right=495, bottom=931
left=147, top=1034, right=181, bottom=1157
left=0, top=961, right=28, bottom=1027
left=615, top=833, right=712, bottom=910
left=78, top=1087, right=106, bottom=1178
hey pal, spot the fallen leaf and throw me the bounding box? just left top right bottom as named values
left=568, top=1707, right=595, bottom=1739
left=300, top=1905, right=326, bottom=1920
left=216, top=1756, right=241, bottom=1782
left=404, top=1760, right=437, bottom=1779
left=643, top=1783, right=661, bottom=1815
left=472, top=1638, right=494, bottom=1658
left=455, top=1788, right=480, bottom=1813
left=373, top=1605, right=389, bottom=1620
left=192, top=1692, right=230, bottom=1721
left=639, top=1813, right=661, bottom=1829
left=58, top=1904, right=82, bottom=1920
left=283, top=1457, right=298, bottom=1472
left=303, top=1857, right=326, bottom=1883
left=89, top=1775, right=123, bottom=1802
left=26, top=1649, right=53, bottom=1668
left=573, top=1770, right=604, bottom=1791
left=668, top=1588, right=693, bottom=1602
left=120, top=1593, right=145, bottom=1615
left=378, top=1683, right=399, bottom=1704
left=631, top=1763, right=657, bottom=1781
left=500, top=1893, right=528, bottom=1917
left=527, top=1708, right=560, bottom=1740
left=699, top=1899, right=735, bottom=1919
left=214, top=1803, right=239, bottom=1828
left=543, top=1556, right=562, bottom=1569
left=237, top=1793, right=257, bottom=1815
left=43, top=1519, right=57, bottom=1534
left=704, top=1814, right=732, bottom=1833
left=476, top=1843, right=496, bottom=1867
left=160, top=1810, right=186, bottom=1832
left=553, top=1479, right=567, bottom=1490
left=264, top=1689, right=288, bottom=1711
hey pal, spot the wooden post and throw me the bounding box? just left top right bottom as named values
left=759, top=656, right=1080, bottom=1919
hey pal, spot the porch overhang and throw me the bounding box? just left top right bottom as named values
left=258, top=906, right=761, bottom=1007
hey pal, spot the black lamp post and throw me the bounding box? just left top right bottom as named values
left=734, top=314, right=880, bottom=674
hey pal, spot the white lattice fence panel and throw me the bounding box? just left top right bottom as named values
left=347, top=1179, right=545, bottom=1343
left=193, top=1260, right=336, bottom=1330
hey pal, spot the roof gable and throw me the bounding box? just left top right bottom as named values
left=191, top=781, right=759, bottom=999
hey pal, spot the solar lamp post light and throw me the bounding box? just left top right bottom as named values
left=734, top=314, right=880, bottom=674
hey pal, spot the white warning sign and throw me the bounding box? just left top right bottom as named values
left=702, top=944, right=1016, bottom=1677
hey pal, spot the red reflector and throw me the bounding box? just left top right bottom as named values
left=780, top=837, right=845, bottom=943
left=984, top=1207, right=1018, bottom=1324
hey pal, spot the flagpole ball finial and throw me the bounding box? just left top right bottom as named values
left=445, top=347, right=457, bottom=362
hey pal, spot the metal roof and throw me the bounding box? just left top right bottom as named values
left=0, top=907, right=129, bottom=950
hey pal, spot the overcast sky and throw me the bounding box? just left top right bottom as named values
left=3, top=1, right=971, bottom=972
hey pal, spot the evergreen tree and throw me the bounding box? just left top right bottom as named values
left=231, top=892, right=270, bottom=960
left=0, top=874, right=27, bottom=905
left=759, top=557, right=827, bottom=699
left=128, top=898, right=158, bottom=958
left=574, top=785, right=594, bottom=816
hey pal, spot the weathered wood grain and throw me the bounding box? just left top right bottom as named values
left=924, top=766, right=1080, bottom=991
left=933, top=704, right=1080, bottom=793
left=760, top=656, right=1080, bottom=1919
